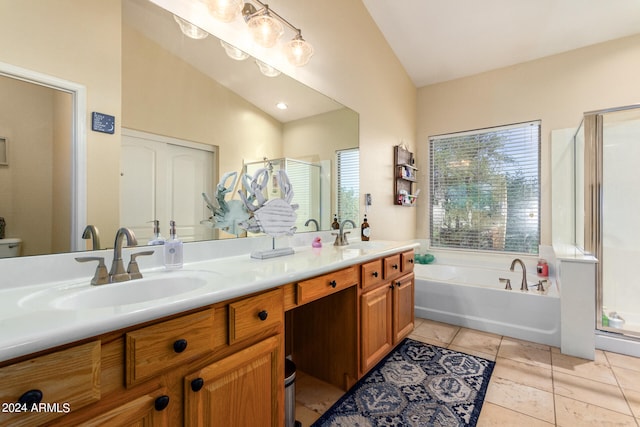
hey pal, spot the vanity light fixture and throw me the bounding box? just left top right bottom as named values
left=220, top=40, right=250, bottom=61
left=205, top=0, right=314, bottom=67
left=205, top=0, right=244, bottom=23
left=173, top=15, right=209, bottom=40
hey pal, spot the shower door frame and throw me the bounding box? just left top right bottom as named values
left=584, top=104, right=640, bottom=339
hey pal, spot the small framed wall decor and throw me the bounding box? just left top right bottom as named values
left=0, top=137, right=7, bottom=166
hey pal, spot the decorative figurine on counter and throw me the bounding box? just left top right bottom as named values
left=312, top=237, right=322, bottom=248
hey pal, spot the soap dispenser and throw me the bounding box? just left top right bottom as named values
left=148, top=220, right=165, bottom=245
left=164, top=220, right=183, bottom=270
left=361, top=215, right=370, bottom=241
left=331, top=214, right=339, bottom=230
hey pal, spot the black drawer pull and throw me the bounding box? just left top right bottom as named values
left=258, top=310, right=268, bottom=321
left=154, top=395, right=170, bottom=411
left=372, top=271, right=379, bottom=278
left=18, top=389, right=43, bottom=406
left=396, top=281, right=402, bottom=288
left=329, top=280, right=337, bottom=288
left=173, top=339, right=188, bottom=353
left=408, top=258, right=414, bottom=264
left=191, top=377, right=204, bottom=392
left=389, top=284, right=395, bottom=290
left=392, top=264, right=399, bottom=269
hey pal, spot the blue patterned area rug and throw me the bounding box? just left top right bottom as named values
left=312, top=338, right=495, bottom=427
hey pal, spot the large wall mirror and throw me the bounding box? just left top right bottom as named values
left=0, top=0, right=359, bottom=257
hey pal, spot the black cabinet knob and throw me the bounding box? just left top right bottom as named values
left=173, top=338, right=188, bottom=353
left=396, top=281, right=402, bottom=288
left=389, top=284, right=395, bottom=290
left=154, top=395, right=170, bottom=411
left=258, top=310, right=268, bottom=321
left=393, top=264, right=399, bottom=269
left=372, top=271, right=379, bottom=278
left=191, top=377, right=204, bottom=392
left=408, top=258, right=414, bottom=264
left=18, top=389, right=43, bottom=406
left=329, top=280, right=337, bottom=288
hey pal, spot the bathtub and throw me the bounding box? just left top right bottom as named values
left=414, top=262, right=561, bottom=347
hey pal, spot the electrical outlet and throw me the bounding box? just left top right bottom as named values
left=365, top=193, right=372, bottom=206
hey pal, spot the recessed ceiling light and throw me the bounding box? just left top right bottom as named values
left=276, top=102, right=288, bottom=110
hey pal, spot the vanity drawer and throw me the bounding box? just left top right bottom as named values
left=229, top=288, right=283, bottom=344
left=401, top=250, right=415, bottom=273
left=296, top=266, right=358, bottom=305
left=0, top=340, right=100, bottom=426
left=384, top=254, right=402, bottom=280
left=361, top=259, right=384, bottom=291
left=126, top=309, right=215, bottom=386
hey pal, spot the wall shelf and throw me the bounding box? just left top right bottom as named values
left=394, top=145, right=418, bottom=206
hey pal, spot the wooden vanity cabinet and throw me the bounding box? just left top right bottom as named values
left=360, top=250, right=415, bottom=374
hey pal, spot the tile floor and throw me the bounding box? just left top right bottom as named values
left=295, top=317, right=640, bottom=427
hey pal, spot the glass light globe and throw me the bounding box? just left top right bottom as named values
left=285, top=36, right=314, bottom=66
left=220, top=41, right=250, bottom=61
left=173, top=15, right=208, bottom=40
left=247, top=13, right=284, bottom=48
left=206, top=0, right=243, bottom=22
left=255, top=60, right=281, bottom=77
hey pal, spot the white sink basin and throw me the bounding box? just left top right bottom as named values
left=20, top=272, right=214, bottom=310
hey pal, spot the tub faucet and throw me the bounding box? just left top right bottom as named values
left=109, top=227, right=138, bottom=282
left=82, top=225, right=101, bottom=250
left=304, top=218, right=319, bottom=231
left=333, top=219, right=356, bottom=246
left=510, top=258, right=528, bottom=291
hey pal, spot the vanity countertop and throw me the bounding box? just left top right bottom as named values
left=0, top=240, right=418, bottom=363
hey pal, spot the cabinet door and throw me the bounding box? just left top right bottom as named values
left=361, top=284, right=393, bottom=373
left=80, top=389, right=170, bottom=427
left=184, top=335, right=283, bottom=427
left=393, top=273, right=415, bottom=344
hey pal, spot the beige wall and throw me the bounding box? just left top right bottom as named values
left=122, top=24, right=284, bottom=176
left=0, top=0, right=122, bottom=249
left=278, top=0, right=418, bottom=240
left=416, top=33, right=640, bottom=245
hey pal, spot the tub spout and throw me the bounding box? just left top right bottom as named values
left=510, top=258, right=528, bottom=291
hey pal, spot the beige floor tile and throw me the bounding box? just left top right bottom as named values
left=552, top=351, right=618, bottom=385
left=553, top=370, right=632, bottom=415
left=411, top=319, right=460, bottom=346
left=491, top=356, right=553, bottom=392
left=295, top=403, right=321, bottom=427
left=295, top=371, right=344, bottom=415
left=555, top=395, right=638, bottom=427
left=477, top=402, right=554, bottom=427
left=451, top=328, right=502, bottom=357
left=612, top=366, right=640, bottom=418
left=448, top=344, right=496, bottom=362
left=497, top=337, right=552, bottom=369
left=607, top=351, right=640, bottom=373
left=484, top=376, right=555, bottom=424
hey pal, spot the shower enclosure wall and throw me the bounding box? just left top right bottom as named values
left=579, top=105, right=640, bottom=339
left=244, top=158, right=327, bottom=233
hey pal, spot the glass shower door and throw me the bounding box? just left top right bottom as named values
left=597, top=107, right=640, bottom=337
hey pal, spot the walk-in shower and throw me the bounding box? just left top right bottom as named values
left=579, top=105, right=640, bottom=338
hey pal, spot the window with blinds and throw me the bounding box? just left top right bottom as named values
left=336, top=148, right=359, bottom=224
left=429, top=121, right=540, bottom=254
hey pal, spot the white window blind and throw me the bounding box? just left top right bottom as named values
left=429, top=121, right=540, bottom=253
left=336, top=148, right=359, bottom=224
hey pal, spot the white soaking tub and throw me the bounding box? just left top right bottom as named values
left=414, top=261, right=561, bottom=347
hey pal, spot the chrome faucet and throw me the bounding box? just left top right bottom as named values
left=510, top=258, right=528, bottom=291
left=82, top=225, right=101, bottom=250
left=304, top=218, right=319, bottom=231
left=333, top=219, right=356, bottom=246
left=109, top=227, right=138, bottom=282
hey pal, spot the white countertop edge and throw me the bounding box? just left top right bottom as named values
left=0, top=240, right=419, bottom=363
